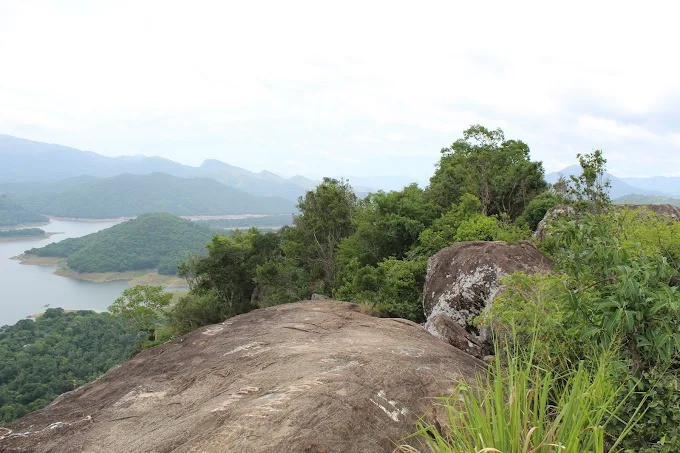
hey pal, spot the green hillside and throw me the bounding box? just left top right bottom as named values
left=0, top=195, right=48, bottom=227
left=26, top=213, right=214, bottom=275
left=2, top=173, right=295, bottom=218
left=613, top=193, right=680, bottom=206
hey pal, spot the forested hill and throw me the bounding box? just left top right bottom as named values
left=25, top=213, right=214, bottom=274
left=1, top=173, right=295, bottom=218
left=614, top=193, right=680, bottom=206
left=0, top=195, right=48, bottom=228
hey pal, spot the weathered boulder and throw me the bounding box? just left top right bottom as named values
left=423, top=241, right=553, bottom=357
left=533, top=204, right=575, bottom=240
left=633, top=204, right=680, bottom=221
left=0, top=300, right=483, bottom=453
left=533, top=203, right=680, bottom=240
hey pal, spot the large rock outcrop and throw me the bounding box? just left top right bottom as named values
left=423, top=241, right=553, bottom=357
left=0, top=300, right=483, bottom=453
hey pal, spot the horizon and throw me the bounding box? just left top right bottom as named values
left=1, top=1, right=679, bottom=180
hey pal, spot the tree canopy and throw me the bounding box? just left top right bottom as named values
left=427, top=125, right=547, bottom=219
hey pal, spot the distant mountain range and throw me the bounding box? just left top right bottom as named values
left=0, top=173, right=294, bottom=218
left=546, top=165, right=680, bottom=200
left=0, top=134, right=316, bottom=201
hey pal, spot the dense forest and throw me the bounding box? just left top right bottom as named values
left=0, top=195, right=48, bottom=228
left=0, top=228, right=46, bottom=239
left=25, top=213, right=214, bottom=274
left=0, top=309, right=137, bottom=422
left=0, top=172, right=294, bottom=218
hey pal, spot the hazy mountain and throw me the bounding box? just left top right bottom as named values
left=613, top=194, right=680, bottom=207
left=1, top=173, right=295, bottom=218
left=0, top=195, right=48, bottom=228
left=545, top=165, right=660, bottom=199
left=0, top=135, right=191, bottom=182
left=618, top=177, right=680, bottom=198
left=0, top=135, right=316, bottom=201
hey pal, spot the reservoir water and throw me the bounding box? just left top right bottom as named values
left=0, top=219, right=129, bottom=326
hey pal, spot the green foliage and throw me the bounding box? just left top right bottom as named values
left=427, top=125, right=546, bottom=219
left=552, top=214, right=680, bottom=371
left=27, top=213, right=214, bottom=275
left=0, top=195, right=47, bottom=228
left=568, top=150, right=611, bottom=214
left=336, top=257, right=427, bottom=322
left=479, top=273, right=571, bottom=366
left=482, top=207, right=680, bottom=451
left=401, top=342, right=637, bottom=453
left=0, top=309, right=136, bottom=423
left=337, top=184, right=438, bottom=268
left=517, top=191, right=567, bottom=231
left=177, top=228, right=281, bottom=322
left=288, top=178, right=357, bottom=293
left=168, top=290, right=224, bottom=335
left=615, top=366, right=680, bottom=452
left=0, top=228, right=46, bottom=239
left=109, top=285, right=173, bottom=345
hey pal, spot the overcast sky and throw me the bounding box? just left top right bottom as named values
left=1, top=0, right=679, bottom=183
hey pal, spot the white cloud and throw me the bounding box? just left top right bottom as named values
left=0, top=0, right=679, bottom=177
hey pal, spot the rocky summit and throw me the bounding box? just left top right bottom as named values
left=0, top=300, right=483, bottom=453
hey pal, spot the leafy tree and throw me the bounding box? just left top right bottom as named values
left=427, top=125, right=546, bottom=219
left=553, top=214, right=679, bottom=373
left=178, top=228, right=281, bottom=318
left=336, top=257, right=427, bottom=322
left=109, top=285, right=173, bottom=343
left=567, top=150, right=611, bottom=214
left=337, top=184, right=438, bottom=268
left=517, top=190, right=568, bottom=231
left=288, top=178, right=357, bottom=294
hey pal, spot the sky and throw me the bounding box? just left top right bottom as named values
left=1, top=0, right=679, bottom=183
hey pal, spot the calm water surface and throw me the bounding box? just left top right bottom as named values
left=0, top=219, right=129, bottom=326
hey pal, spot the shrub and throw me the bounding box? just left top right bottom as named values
left=400, top=343, right=638, bottom=453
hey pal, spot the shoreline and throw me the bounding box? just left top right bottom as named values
left=0, top=231, right=60, bottom=243
left=14, top=255, right=187, bottom=286
left=47, top=214, right=274, bottom=222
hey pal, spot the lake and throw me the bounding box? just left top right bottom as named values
left=0, top=219, right=130, bottom=326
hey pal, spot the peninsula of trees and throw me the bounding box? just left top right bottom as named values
left=25, top=213, right=214, bottom=275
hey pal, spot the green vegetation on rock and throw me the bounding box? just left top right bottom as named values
left=26, top=213, right=214, bottom=275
